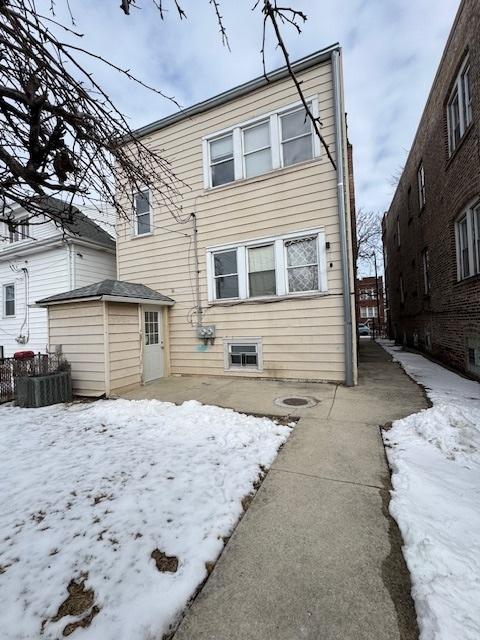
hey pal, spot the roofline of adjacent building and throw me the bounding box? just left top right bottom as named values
left=0, top=234, right=115, bottom=262
left=131, top=43, right=340, bottom=140
left=386, top=0, right=467, bottom=216
left=36, top=294, right=175, bottom=307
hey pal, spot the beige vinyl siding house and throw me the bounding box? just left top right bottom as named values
left=116, top=46, right=357, bottom=384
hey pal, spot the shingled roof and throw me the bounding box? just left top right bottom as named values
left=37, top=279, right=174, bottom=306
left=34, top=197, right=115, bottom=249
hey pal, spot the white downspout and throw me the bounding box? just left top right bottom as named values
left=332, top=48, right=355, bottom=387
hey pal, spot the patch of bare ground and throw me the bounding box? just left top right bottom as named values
left=49, top=575, right=100, bottom=637
left=151, top=549, right=179, bottom=573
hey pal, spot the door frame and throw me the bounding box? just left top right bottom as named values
left=141, top=305, right=167, bottom=383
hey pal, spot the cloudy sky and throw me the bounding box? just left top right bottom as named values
left=61, top=0, right=460, bottom=214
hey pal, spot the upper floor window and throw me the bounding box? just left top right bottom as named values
left=396, top=217, right=401, bottom=247
left=456, top=200, right=480, bottom=280
left=3, top=284, right=15, bottom=317
left=417, top=162, right=426, bottom=210
left=134, top=189, right=151, bottom=235
left=399, top=275, right=405, bottom=304
left=447, top=56, right=473, bottom=155
left=8, top=219, right=29, bottom=243
left=280, top=106, right=313, bottom=167
left=210, top=134, right=235, bottom=187
left=242, top=121, right=272, bottom=179
left=204, top=98, right=320, bottom=188
left=207, top=228, right=327, bottom=302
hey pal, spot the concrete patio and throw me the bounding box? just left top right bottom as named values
left=121, top=340, right=427, bottom=639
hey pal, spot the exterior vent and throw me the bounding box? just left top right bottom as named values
left=15, top=371, right=73, bottom=408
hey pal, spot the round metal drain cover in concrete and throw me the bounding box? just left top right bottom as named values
left=274, top=395, right=318, bottom=409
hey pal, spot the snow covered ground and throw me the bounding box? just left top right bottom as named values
left=0, top=398, right=291, bottom=640
left=378, top=340, right=480, bottom=640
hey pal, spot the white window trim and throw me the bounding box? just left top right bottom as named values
left=202, top=96, right=320, bottom=189
left=3, top=283, right=15, bottom=318
left=132, top=187, right=153, bottom=238
left=206, top=227, right=328, bottom=303
left=455, top=198, right=480, bottom=280
left=447, top=55, right=472, bottom=156
left=223, top=337, right=263, bottom=373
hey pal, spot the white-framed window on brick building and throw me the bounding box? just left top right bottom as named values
left=417, top=162, right=426, bottom=210
left=206, top=228, right=327, bottom=302
left=447, top=55, right=473, bottom=155
left=455, top=199, right=480, bottom=280
left=360, top=307, right=378, bottom=319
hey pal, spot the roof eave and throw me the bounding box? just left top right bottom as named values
left=37, top=294, right=175, bottom=307
left=130, top=44, right=340, bottom=140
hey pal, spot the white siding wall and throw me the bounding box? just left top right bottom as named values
left=0, top=247, right=70, bottom=357
left=73, top=244, right=116, bottom=288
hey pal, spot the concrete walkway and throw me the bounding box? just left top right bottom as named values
left=123, top=341, right=427, bottom=639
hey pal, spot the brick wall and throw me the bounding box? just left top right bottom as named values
left=383, top=0, right=480, bottom=379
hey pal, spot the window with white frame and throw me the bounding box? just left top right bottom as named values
left=134, top=189, right=151, bottom=235
left=285, top=236, right=318, bottom=292
left=280, top=106, right=314, bottom=167
left=447, top=56, right=473, bottom=155
left=213, top=249, right=239, bottom=299
left=8, top=219, right=29, bottom=243
left=422, top=248, right=431, bottom=294
left=248, top=244, right=276, bottom=297
left=417, top=162, right=426, bottom=209
left=3, top=284, right=15, bottom=317
left=242, top=121, right=272, bottom=179
left=224, top=337, right=262, bottom=371
left=360, top=307, right=377, bottom=319
left=204, top=98, right=319, bottom=188
left=210, top=134, right=235, bottom=187
left=456, top=200, right=480, bottom=280
left=207, top=228, right=326, bottom=302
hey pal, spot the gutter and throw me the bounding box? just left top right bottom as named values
left=331, top=49, right=355, bottom=387
left=132, top=44, right=340, bottom=140
left=36, top=295, right=175, bottom=307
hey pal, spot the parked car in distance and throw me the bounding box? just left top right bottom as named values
left=358, top=323, right=371, bottom=337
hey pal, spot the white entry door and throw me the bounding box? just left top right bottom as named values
left=143, top=306, right=164, bottom=382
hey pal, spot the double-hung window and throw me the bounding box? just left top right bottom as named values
left=280, top=106, right=314, bottom=167
left=207, top=228, right=326, bottom=302
left=3, top=284, right=15, bottom=317
left=210, top=134, right=235, bottom=187
left=447, top=56, right=473, bottom=155
left=213, top=249, right=239, bottom=299
left=248, top=244, right=276, bottom=297
left=422, top=248, right=430, bottom=294
left=456, top=200, right=480, bottom=280
left=134, top=189, right=151, bottom=235
left=242, top=121, right=272, bottom=179
left=204, top=98, right=319, bottom=188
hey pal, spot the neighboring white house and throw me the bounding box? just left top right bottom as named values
left=0, top=199, right=116, bottom=357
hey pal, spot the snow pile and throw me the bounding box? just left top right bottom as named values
left=0, top=398, right=291, bottom=640
left=379, top=340, right=480, bottom=640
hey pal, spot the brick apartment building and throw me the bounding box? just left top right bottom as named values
left=357, top=276, right=386, bottom=331
left=383, top=0, right=480, bottom=380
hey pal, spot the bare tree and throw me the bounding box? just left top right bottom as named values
left=356, top=208, right=383, bottom=270
left=0, top=0, right=335, bottom=236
